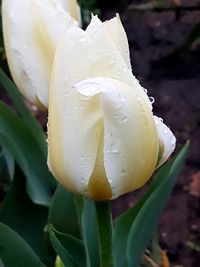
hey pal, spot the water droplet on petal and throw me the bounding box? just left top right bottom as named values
left=164, top=129, right=168, bottom=135
left=110, top=135, right=119, bottom=154
left=121, top=116, right=128, bottom=123
left=170, top=135, right=176, bottom=145
left=149, top=96, right=155, bottom=104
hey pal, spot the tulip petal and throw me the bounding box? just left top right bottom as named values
left=58, top=0, right=81, bottom=21
left=2, top=0, right=78, bottom=107
left=48, top=27, right=106, bottom=196
left=75, top=78, right=159, bottom=199
left=86, top=16, right=153, bottom=111
left=154, top=116, right=176, bottom=168
left=48, top=17, right=157, bottom=200
left=104, top=15, right=132, bottom=70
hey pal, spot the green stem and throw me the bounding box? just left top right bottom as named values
left=95, top=201, right=114, bottom=267
left=73, top=194, right=84, bottom=234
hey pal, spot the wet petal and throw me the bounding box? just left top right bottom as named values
left=76, top=77, right=159, bottom=199
left=154, top=116, right=176, bottom=168
left=104, top=15, right=131, bottom=70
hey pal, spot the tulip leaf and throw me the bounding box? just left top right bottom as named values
left=2, top=145, right=15, bottom=179
left=0, top=169, right=55, bottom=267
left=81, top=198, right=100, bottom=267
left=0, top=223, right=45, bottom=267
left=114, top=142, right=189, bottom=267
left=48, top=185, right=80, bottom=238
left=49, top=225, right=87, bottom=267
left=114, top=161, right=172, bottom=267
left=127, top=142, right=189, bottom=267
left=0, top=69, right=46, bottom=155
left=0, top=101, right=56, bottom=206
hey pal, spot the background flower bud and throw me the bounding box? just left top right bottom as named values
left=2, top=0, right=80, bottom=109
left=48, top=16, right=176, bottom=200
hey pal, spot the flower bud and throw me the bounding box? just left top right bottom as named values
left=48, top=16, right=176, bottom=200
left=2, top=0, right=80, bottom=109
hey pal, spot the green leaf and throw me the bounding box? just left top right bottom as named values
left=114, top=160, right=171, bottom=267
left=114, top=142, right=189, bottom=267
left=0, top=154, right=6, bottom=182
left=0, top=101, right=56, bottom=206
left=0, top=223, right=45, bottom=267
left=0, top=69, right=46, bottom=155
left=49, top=225, right=87, bottom=267
left=0, top=168, right=55, bottom=266
left=127, top=142, right=189, bottom=267
left=81, top=199, right=100, bottom=267
left=48, top=185, right=80, bottom=238
left=2, top=145, right=15, bottom=179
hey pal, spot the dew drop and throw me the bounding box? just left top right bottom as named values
left=170, top=136, right=176, bottom=145
left=149, top=96, right=155, bottom=104
left=143, top=88, right=148, bottom=94
left=123, top=67, right=127, bottom=73
left=164, top=129, right=168, bottom=135
left=110, top=141, right=119, bottom=154
left=121, top=116, right=128, bottom=123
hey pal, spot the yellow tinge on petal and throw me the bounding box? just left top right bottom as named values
left=2, top=0, right=80, bottom=108
left=48, top=15, right=175, bottom=200
left=32, top=4, right=54, bottom=80
left=88, top=134, right=112, bottom=201
left=75, top=77, right=159, bottom=199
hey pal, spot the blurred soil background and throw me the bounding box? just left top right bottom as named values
left=0, top=0, right=200, bottom=266
left=98, top=1, right=200, bottom=266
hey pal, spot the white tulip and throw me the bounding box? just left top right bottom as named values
left=2, top=0, right=80, bottom=109
left=48, top=16, right=176, bottom=200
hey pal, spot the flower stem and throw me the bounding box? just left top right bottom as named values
left=95, top=201, right=114, bottom=267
